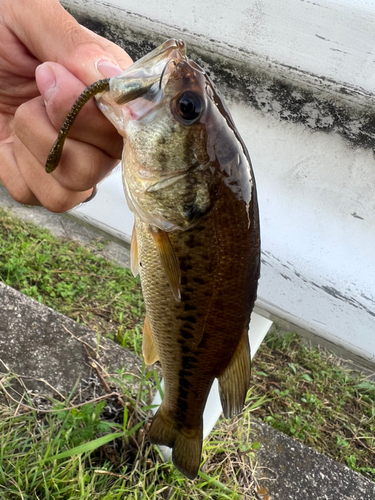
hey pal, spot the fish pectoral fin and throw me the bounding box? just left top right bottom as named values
left=150, top=406, right=202, bottom=480
left=218, top=327, right=251, bottom=418
left=130, top=224, right=139, bottom=277
left=150, top=227, right=181, bottom=302
left=142, top=315, right=159, bottom=365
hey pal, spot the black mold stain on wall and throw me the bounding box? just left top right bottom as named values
left=66, top=8, right=375, bottom=151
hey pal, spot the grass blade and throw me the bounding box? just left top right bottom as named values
left=45, top=432, right=123, bottom=461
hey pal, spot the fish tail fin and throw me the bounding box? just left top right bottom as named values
left=149, top=406, right=177, bottom=449
left=218, top=327, right=251, bottom=418
left=150, top=406, right=202, bottom=479
left=172, top=427, right=202, bottom=480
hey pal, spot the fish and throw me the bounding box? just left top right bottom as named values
left=46, top=39, right=260, bottom=480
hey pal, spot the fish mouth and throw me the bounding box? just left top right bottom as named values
left=135, top=39, right=186, bottom=66
left=159, top=39, right=186, bottom=57
left=106, top=39, right=187, bottom=106
left=174, top=39, right=187, bottom=56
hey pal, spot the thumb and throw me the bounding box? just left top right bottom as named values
left=7, top=0, right=132, bottom=84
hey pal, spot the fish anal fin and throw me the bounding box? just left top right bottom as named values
left=150, top=406, right=202, bottom=480
left=218, top=328, right=251, bottom=418
left=142, top=315, right=159, bottom=365
left=130, top=224, right=139, bottom=277
left=150, top=227, right=181, bottom=302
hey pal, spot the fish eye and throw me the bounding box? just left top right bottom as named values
left=175, top=91, right=204, bottom=124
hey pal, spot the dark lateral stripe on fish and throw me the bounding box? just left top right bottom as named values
left=180, top=328, right=194, bottom=339
left=177, top=400, right=188, bottom=415
left=183, top=315, right=197, bottom=323
left=179, top=260, right=193, bottom=272
left=180, top=292, right=192, bottom=302
left=179, top=355, right=198, bottom=371
left=180, top=276, right=189, bottom=285
left=182, top=355, right=197, bottom=367
left=179, top=378, right=190, bottom=389
left=177, top=365, right=192, bottom=414
left=192, top=277, right=207, bottom=285
left=178, top=387, right=188, bottom=399
left=185, top=233, right=195, bottom=246
left=184, top=303, right=196, bottom=311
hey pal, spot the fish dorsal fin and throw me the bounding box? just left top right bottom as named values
left=142, top=315, right=159, bottom=365
left=218, top=327, right=251, bottom=418
left=130, top=224, right=139, bottom=277
left=150, top=227, right=181, bottom=302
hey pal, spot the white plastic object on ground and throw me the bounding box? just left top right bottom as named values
left=151, top=312, right=273, bottom=461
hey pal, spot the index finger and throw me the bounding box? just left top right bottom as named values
left=6, top=0, right=133, bottom=84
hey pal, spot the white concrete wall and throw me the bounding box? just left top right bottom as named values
left=67, top=0, right=375, bottom=93
left=64, top=0, right=375, bottom=367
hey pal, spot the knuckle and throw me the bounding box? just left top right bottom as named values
left=61, top=19, right=86, bottom=49
left=59, top=149, right=114, bottom=192
left=46, top=93, right=65, bottom=123
left=42, top=195, right=72, bottom=213
left=41, top=188, right=90, bottom=213
left=61, top=21, right=106, bottom=74
left=9, top=185, right=36, bottom=206
left=13, top=102, right=31, bottom=134
left=67, top=158, right=97, bottom=189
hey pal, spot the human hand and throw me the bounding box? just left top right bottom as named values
left=0, top=0, right=132, bottom=212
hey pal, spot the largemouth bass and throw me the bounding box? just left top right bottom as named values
left=46, top=39, right=260, bottom=480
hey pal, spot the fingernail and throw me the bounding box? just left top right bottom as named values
left=36, top=63, right=56, bottom=101
left=96, top=59, right=123, bottom=78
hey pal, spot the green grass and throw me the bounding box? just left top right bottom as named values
left=0, top=367, right=260, bottom=499
left=252, top=330, right=375, bottom=481
left=0, top=207, right=374, bottom=496
left=0, top=208, right=144, bottom=354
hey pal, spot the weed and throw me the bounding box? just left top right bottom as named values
left=0, top=368, right=258, bottom=499
left=0, top=208, right=374, bottom=489
left=0, top=208, right=145, bottom=355
left=251, top=329, right=375, bottom=481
